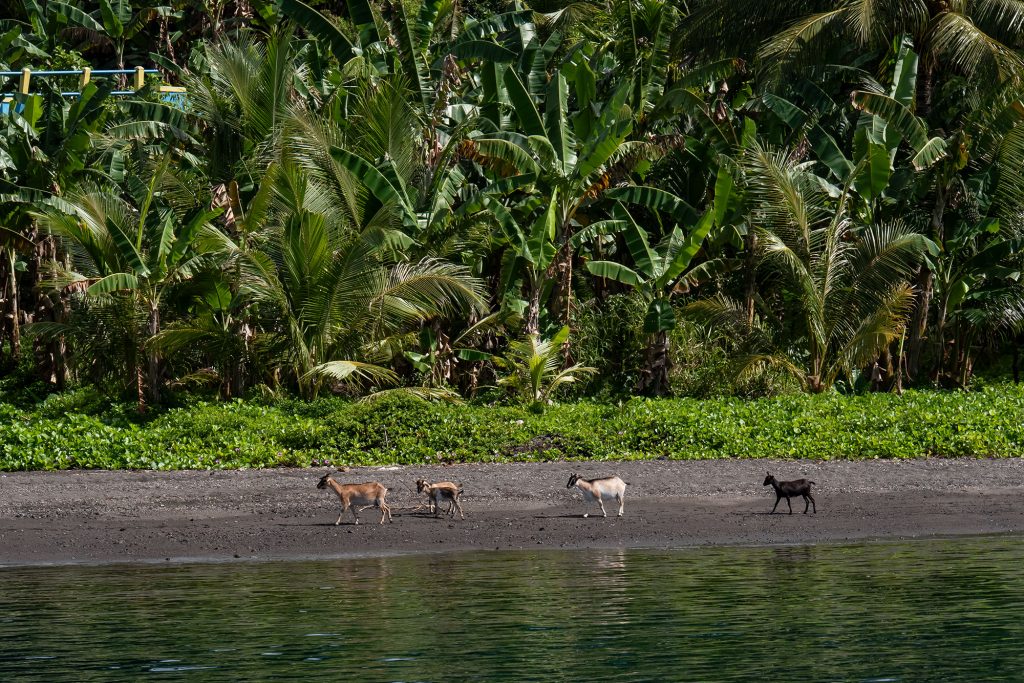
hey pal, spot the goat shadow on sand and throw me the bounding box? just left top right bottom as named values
left=533, top=513, right=624, bottom=519
left=749, top=511, right=820, bottom=516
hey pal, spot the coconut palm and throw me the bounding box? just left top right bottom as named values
left=214, top=161, right=484, bottom=399
left=31, top=158, right=222, bottom=408
left=679, top=0, right=1024, bottom=95
left=690, top=143, right=936, bottom=392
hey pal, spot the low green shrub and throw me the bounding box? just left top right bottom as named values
left=1, top=385, right=1023, bottom=470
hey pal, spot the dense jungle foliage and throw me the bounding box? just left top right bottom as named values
left=2, top=0, right=1024, bottom=416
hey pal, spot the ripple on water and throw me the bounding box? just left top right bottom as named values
left=1, top=537, right=1023, bottom=680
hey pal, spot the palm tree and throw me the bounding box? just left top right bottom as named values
left=32, top=158, right=222, bottom=408
left=679, top=0, right=1024, bottom=98
left=222, top=163, right=485, bottom=399
left=496, top=325, right=595, bottom=411
left=690, top=143, right=936, bottom=392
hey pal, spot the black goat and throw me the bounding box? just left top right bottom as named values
left=763, top=472, right=817, bottom=514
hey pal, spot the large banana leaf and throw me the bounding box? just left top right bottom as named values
left=455, top=10, right=533, bottom=45
left=450, top=40, right=517, bottom=62
left=890, top=35, right=918, bottom=109
left=168, top=208, right=222, bottom=267
left=471, top=138, right=541, bottom=175
left=545, top=70, right=576, bottom=173
left=50, top=1, right=104, bottom=31
left=390, top=0, right=430, bottom=106
left=620, top=207, right=656, bottom=278
left=98, top=0, right=125, bottom=36
left=414, top=0, right=442, bottom=50
left=656, top=210, right=715, bottom=288
left=502, top=68, right=545, bottom=137
left=855, top=140, right=891, bottom=199
left=762, top=92, right=807, bottom=128
left=87, top=272, right=140, bottom=296
left=605, top=186, right=699, bottom=227
left=574, top=113, right=631, bottom=183
left=569, top=219, right=629, bottom=247
left=586, top=260, right=643, bottom=288
left=643, top=298, right=676, bottom=334
left=851, top=92, right=947, bottom=169
left=526, top=189, right=558, bottom=267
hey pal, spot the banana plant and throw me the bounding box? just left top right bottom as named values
left=468, top=52, right=656, bottom=331
left=58, top=0, right=174, bottom=75
left=932, top=220, right=1024, bottom=387
left=586, top=204, right=715, bottom=395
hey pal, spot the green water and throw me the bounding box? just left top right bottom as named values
left=3, top=537, right=1024, bottom=681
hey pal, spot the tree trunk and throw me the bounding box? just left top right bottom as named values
left=525, top=274, right=541, bottom=335
left=8, top=251, right=20, bottom=361
left=743, top=231, right=757, bottom=330
left=136, top=366, right=146, bottom=414
left=917, top=62, right=934, bottom=119
left=0, top=249, right=17, bottom=367
left=224, top=320, right=252, bottom=400
left=637, top=330, right=671, bottom=396
left=29, top=233, right=69, bottom=389
left=907, top=183, right=946, bottom=382
left=146, top=299, right=162, bottom=406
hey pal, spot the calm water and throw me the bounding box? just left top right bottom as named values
left=2, top=537, right=1024, bottom=681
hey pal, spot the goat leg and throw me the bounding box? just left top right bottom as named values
left=771, top=496, right=781, bottom=513
left=786, top=497, right=793, bottom=514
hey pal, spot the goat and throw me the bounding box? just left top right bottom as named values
left=317, top=472, right=392, bottom=525
left=416, top=479, right=465, bottom=520
left=566, top=473, right=627, bottom=518
left=763, top=472, right=817, bottom=514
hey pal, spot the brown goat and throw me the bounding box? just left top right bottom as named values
left=317, top=472, right=392, bottom=525
left=416, top=479, right=465, bottom=519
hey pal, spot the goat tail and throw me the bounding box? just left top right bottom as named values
left=810, top=481, right=817, bottom=486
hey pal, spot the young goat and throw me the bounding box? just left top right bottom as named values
left=566, top=473, right=627, bottom=518
left=415, top=479, right=465, bottom=520
left=317, top=472, right=393, bottom=525
left=763, top=472, right=817, bottom=514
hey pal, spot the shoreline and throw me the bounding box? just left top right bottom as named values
left=2, top=459, right=1024, bottom=566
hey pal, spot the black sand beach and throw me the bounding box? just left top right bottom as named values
left=2, top=459, right=1023, bottom=565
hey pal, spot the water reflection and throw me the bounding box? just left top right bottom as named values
left=2, top=537, right=1024, bottom=681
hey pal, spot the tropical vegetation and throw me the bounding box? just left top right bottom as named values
left=3, top=383, right=1024, bottom=470
left=2, top=0, right=1024, bottom=441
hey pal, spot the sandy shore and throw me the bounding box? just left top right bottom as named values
left=2, top=459, right=1023, bottom=566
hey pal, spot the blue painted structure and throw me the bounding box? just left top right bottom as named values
left=1, top=68, right=186, bottom=115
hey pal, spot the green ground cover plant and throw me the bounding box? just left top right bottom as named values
left=2, top=385, right=1022, bottom=471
